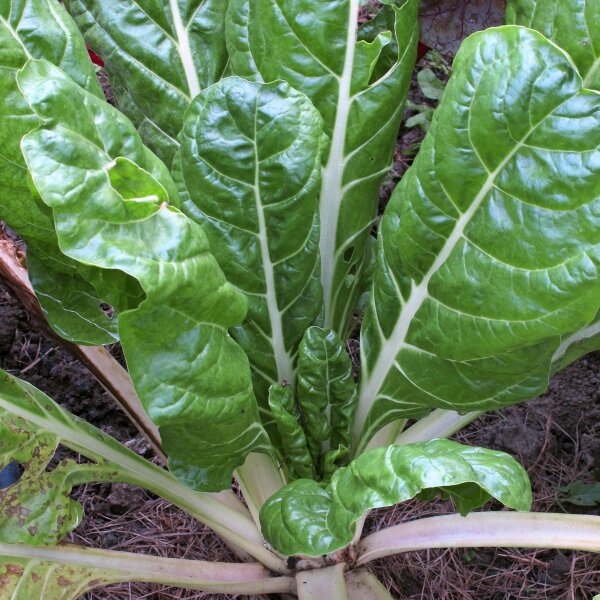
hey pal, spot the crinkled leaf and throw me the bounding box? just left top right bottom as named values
left=0, top=0, right=122, bottom=345
left=260, top=439, right=531, bottom=556
left=268, top=385, right=314, bottom=480
left=178, top=77, right=324, bottom=400
left=18, top=59, right=271, bottom=492
left=356, top=27, right=600, bottom=450
left=505, top=2, right=600, bottom=371
left=227, top=0, right=419, bottom=336
left=296, top=326, right=357, bottom=465
left=506, top=0, right=600, bottom=89
left=65, top=0, right=229, bottom=165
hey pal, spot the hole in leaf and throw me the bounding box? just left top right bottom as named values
left=344, top=246, right=354, bottom=263
left=0, top=461, right=23, bottom=490
left=100, top=303, right=115, bottom=318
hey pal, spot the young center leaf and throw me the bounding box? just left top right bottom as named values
left=296, top=326, right=358, bottom=467
left=65, top=0, right=230, bottom=165
left=226, top=0, right=420, bottom=336
left=260, top=439, right=532, bottom=556
left=17, top=59, right=272, bottom=492
left=268, top=384, right=314, bottom=480
left=178, top=77, right=324, bottom=400
left=506, top=0, right=600, bottom=89
left=355, top=26, right=600, bottom=451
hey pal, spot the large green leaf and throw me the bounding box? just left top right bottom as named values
left=65, top=0, right=229, bottom=166
left=356, top=27, right=600, bottom=451
left=506, top=0, right=600, bottom=89
left=178, top=77, right=324, bottom=399
left=260, top=439, right=531, bottom=556
left=226, top=0, right=419, bottom=336
left=505, top=3, right=600, bottom=365
left=18, top=59, right=271, bottom=492
left=0, top=0, right=121, bottom=345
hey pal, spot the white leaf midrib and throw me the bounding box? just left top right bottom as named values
left=169, top=0, right=201, bottom=98
left=252, top=105, right=295, bottom=386
left=551, top=318, right=600, bottom=363
left=319, top=0, right=360, bottom=330
left=355, top=128, right=539, bottom=438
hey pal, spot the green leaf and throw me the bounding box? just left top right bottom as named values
left=268, top=385, right=314, bottom=480
left=0, top=410, right=83, bottom=545
left=506, top=0, right=600, bottom=89
left=296, top=326, right=358, bottom=465
left=558, top=481, right=600, bottom=507
left=26, top=249, right=120, bottom=345
left=356, top=26, right=600, bottom=451
left=178, top=77, right=324, bottom=401
left=417, top=67, right=445, bottom=100
left=65, top=0, right=230, bottom=165
left=260, top=439, right=531, bottom=556
left=18, top=59, right=271, bottom=492
left=226, top=0, right=419, bottom=336
left=0, top=0, right=122, bottom=345
left=405, top=106, right=434, bottom=132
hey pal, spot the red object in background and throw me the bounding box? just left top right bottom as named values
left=87, top=46, right=104, bottom=67
left=417, top=41, right=430, bottom=61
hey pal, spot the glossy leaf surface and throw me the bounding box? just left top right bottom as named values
left=227, top=0, right=419, bottom=336
left=356, top=27, right=600, bottom=450
left=261, top=439, right=531, bottom=556
left=178, top=77, right=323, bottom=399
left=296, top=326, right=357, bottom=463
left=268, top=384, right=314, bottom=480
left=505, top=2, right=600, bottom=366
left=506, top=0, right=600, bottom=89
left=65, top=0, right=229, bottom=165
left=18, top=60, right=271, bottom=492
left=0, top=0, right=120, bottom=345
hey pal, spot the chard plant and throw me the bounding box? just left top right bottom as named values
left=1, top=0, right=600, bottom=597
